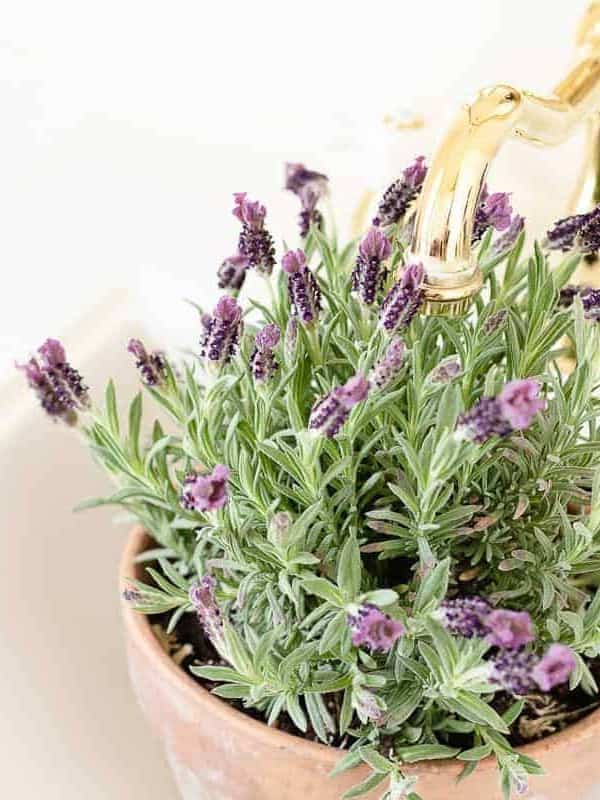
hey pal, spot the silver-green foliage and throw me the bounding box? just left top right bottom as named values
left=80, top=225, right=600, bottom=800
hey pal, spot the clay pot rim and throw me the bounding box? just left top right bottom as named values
left=120, top=525, right=600, bottom=774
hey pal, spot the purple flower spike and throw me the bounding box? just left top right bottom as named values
left=532, top=644, right=577, bottom=692
left=379, top=263, right=424, bottom=333
left=339, top=374, right=370, bottom=405
left=490, top=214, right=525, bottom=257
left=282, top=249, right=322, bottom=325
left=309, top=373, right=370, bottom=438
left=439, top=596, right=492, bottom=639
left=233, top=193, right=276, bottom=275
left=559, top=285, right=600, bottom=321
left=547, top=205, right=600, bottom=255
left=251, top=324, right=281, bottom=383
left=127, top=338, right=167, bottom=387
left=374, top=156, right=427, bottom=227
left=352, top=227, right=392, bottom=305
left=348, top=603, right=404, bottom=652
left=201, top=296, right=243, bottom=366
left=490, top=649, right=538, bottom=696
left=189, top=575, right=224, bottom=649
left=232, top=192, right=266, bottom=228
left=457, top=397, right=512, bottom=443
left=218, top=252, right=248, bottom=291
left=582, top=287, right=600, bottom=322
left=428, top=358, right=462, bottom=384
left=285, top=162, right=328, bottom=196
left=255, top=323, right=281, bottom=351
left=370, top=337, right=406, bottom=389
left=17, top=339, right=89, bottom=424
left=485, top=609, right=535, bottom=649
left=181, top=464, right=230, bottom=513
left=484, top=309, right=509, bottom=335
left=285, top=163, right=328, bottom=238
left=497, top=379, right=546, bottom=430
left=472, top=186, right=513, bottom=244
left=458, top=379, right=545, bottom=444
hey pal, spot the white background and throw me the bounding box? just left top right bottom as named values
left=0, top=1, right=593, bottom=798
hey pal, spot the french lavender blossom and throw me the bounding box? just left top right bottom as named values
left=491, top=645, right=576, bottom=696
left=485, top=609, right=535, bottom=649
left=472, top=186, right=513, bottom=244
left=379, top=263, right=424, bottom=333
left=557, top=285, right=600, bottom=321
left=250, top=324, right=280, bottom=383
left=374, top=156, right=427, bottom=227
left=201, top=296, right=243, bottom=366
left=546, top=205, right=600, bottom=255
left=497, top=379, right=546, bottom=430
left=490, top=648, right=539, bottom=696
left=217, top=252, right=248, bottom=291
left=581, top=288, right=600, bottom=322
left=439, top=596, right=492, bottom=638
left=352, top=227, right=392, bottom=305
left=457, top=379, right=545, bottom=443
left=348, top=603, right=405, bottom=652
left=285, top=162, right=329, bottom=238
left=369, top=337, right=406, bottom=389
left=233, top=192, right=276, bottom=275
left=285, top=162, right=328, bottom=196
left=181, top=464, right=230, bottom=513
left=489, top=214, right=525, bottom=257
left=427, top=358, right=462, bottom=384
left=281, top=249, right=322, bottom=326
left=127, top=338, right=167, bottom=387
left=531, top=644, right=577, bottom=692
left=189, top=575, right=224, bottom=649
left=483, top=308, right=509, bottom=335
left=457, top=397, right=513, bottom=444
left=309, top=374, right=370, bottom=438
left=17, top=338, right=89, bottom=424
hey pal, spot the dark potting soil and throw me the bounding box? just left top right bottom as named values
left=152, top=610, right=600, bottom=752
left=153, top=610, right=347, bottom=747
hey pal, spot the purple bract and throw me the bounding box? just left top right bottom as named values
left=181, top=464, right=230, bottom=513
left=374, top=156, right=427, bottom=227
left=348, top=603, right=405, bottom=652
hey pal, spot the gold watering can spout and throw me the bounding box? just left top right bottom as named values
left=409, top=1, right=600, bottom=316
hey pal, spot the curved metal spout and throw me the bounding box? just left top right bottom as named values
left=409, top=1, right=600, bottom=316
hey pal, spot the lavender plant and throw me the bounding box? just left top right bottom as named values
left=19, top=161, right=600, bottom=800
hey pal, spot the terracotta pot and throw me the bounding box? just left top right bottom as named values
left=120, top=527, right=600, bottom=800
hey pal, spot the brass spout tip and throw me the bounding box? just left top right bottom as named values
left=422, top=295, right=476, bottom=317
left=421, top=272, right=483, bottom=317
left=408, top=253, right=483, bottom=317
